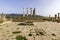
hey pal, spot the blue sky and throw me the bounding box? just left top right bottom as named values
left=0, top=0, right=60, bottom=16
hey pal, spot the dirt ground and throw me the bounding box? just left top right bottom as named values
left=0, top=21, right=60, bottom=40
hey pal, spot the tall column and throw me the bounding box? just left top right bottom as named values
left=33, top=8, right=36, bottom=17
left=49, top=15, right=51, bottom=18
left=26, top=8, right=28, bottom=17
left=0, top=14, right=1, bottom=21
left=22, top=8, right=25, bottom=17
left=1, top=13, right=3, bottom=21
left=30, top=8, right=32, bottom=16
left=55, top=14, right=57, bottom=20
left=58, top=13, right=60, bottom=19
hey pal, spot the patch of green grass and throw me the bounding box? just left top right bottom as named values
left=12, top=31, right=21, bottom=34
left=0, top=21, right=3, bottom=23
left=16, top=28, right=20, bottom=29
left=16, top=35, right=27, bottom=40
left=6, top=25, right=9, bottom=27
left=52, top=39, right=57, bottom=40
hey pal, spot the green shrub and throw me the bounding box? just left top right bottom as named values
left=28, top=33, right=32, bottom=36
left=39, top=32, right=44, bottom=35
left=36, top=33, right=39, bottom=36
left=52, top=34, right=56, bottom=36
left=18, top=23, right=25, bottom=25
left=16, top=35, right=27, bottom=40
left=12, top=31, right=20, bottom=34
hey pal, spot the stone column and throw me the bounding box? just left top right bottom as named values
left=26, top=8, right=28, bottom=17
left=0, top=14, right=2, bottom=21
left=22, top=8, right=25, bottom=17
left=2, top=14, right=7, bottom=21
left=49, top=15, right=51, bottom=18
left=55, top=14, right=57, bottom=20
left=30, top=8, right=32, bottom=16
left=33, top=8, right=36, bottom=17
left=58, top=13, right=60, bottom=19
left=1, top=13, right=3, bottom=21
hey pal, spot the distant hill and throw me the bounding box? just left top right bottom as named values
left=6, top=14, right=22, bottom=17
left=5, top=14, right=51, bottom=22
left=6, top=14, right=44, bottom=17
